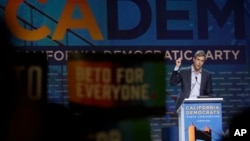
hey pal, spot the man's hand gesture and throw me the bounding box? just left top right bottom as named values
left=176, top=58, right=182, bottom=67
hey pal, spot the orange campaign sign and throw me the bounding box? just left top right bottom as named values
left=67, top=53, right=166, bottom=118
left=67, top=61, right=115, bottom=107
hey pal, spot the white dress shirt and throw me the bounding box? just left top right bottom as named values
left=189, top=65, right=202, bottom=98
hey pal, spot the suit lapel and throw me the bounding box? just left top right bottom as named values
left=186, top=67, right=192, bottom=98
left=200, top=70, right=205, bottom=95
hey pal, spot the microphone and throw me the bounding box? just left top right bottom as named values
left=189, top=76, right=199, bottom=98
left=190, top=77, right=197, bottom=93
left=195, top=76, right=200, bottom=85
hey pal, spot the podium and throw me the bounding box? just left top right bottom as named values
left=177, top=98, right=223, bottom=141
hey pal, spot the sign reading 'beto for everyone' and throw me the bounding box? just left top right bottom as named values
left=67, top=53, right=166, bottom=117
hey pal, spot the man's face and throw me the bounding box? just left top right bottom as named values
left=193, top=56, right=205, bottom=71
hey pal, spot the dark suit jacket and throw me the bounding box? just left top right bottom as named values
left=170, top=66, right=213, bottom=112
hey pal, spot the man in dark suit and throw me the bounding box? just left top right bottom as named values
left=170, top=50, right=213, bottom=112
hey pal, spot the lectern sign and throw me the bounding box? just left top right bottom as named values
left=177, top=98, right=223, bottom=141
left=184, top=103, right=222, bottom=141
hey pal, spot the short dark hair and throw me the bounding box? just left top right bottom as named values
left=194, top=50, right=206, bottom=59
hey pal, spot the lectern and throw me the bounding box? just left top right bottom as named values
left=177, top=98, right=223, bottom=141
